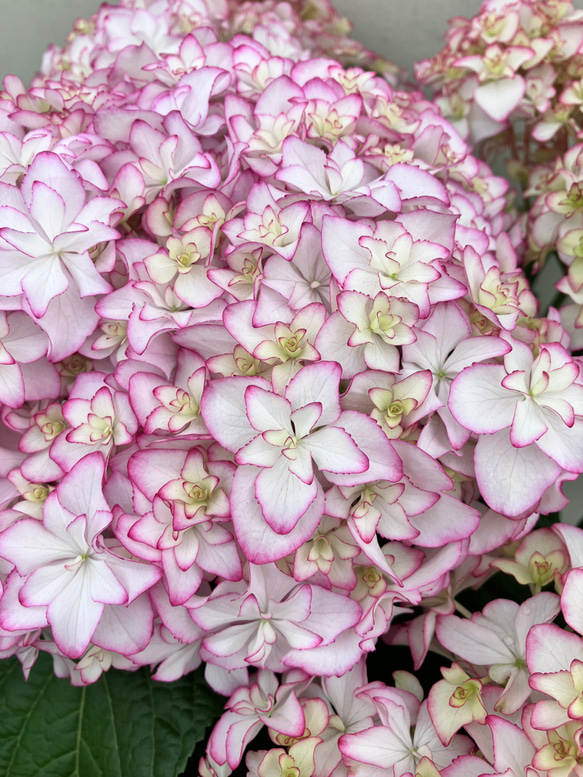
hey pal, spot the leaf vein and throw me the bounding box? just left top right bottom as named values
left=5, top=665, right=52, bottom=777
left=74, top=685, right=86, bottom=777
left=102, top=673, right=122, bottom=776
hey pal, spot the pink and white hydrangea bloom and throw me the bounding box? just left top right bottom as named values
left=0, top=454, right=160, bottom=658
left=435, top=594, right=561, bottom=715
left=321, top=215, right=459, bottom=319
left=50, top=372, right=138, bottom=471
left=454, top=44, right=534, bottom=123
left=190, top=562, right=362, bottom=675
left=0, top=311, right=60, bottom=408
left=527, top=623, right=583, bottom=730
left=207, top=670, right=306, bottom=770
left=0, top=152, right=121, bottom=319
left=339, top=685, right=473, bottom=776
left=201, top=360, right=401, bottom=561
left=449, top=338, right=583, bottom=516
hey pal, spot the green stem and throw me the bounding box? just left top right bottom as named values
left=454, top=600, right=473, bottom=619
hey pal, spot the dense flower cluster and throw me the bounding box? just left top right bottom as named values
left=1, top=0, right=583, bottom=775
left=415, top=0, right=583, bottom=373
left=523, top=140, right=583, bottom=348
left=415, top=0, right=583, bottom=146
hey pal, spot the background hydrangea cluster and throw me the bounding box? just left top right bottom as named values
left=1, top=0, right=583, bottom=775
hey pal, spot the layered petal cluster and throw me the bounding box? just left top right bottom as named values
left=0, top=454, right=160, bottom=658
left=416, top=0, right=583, bottom=144
left=201, top=360, right=401, bottom=561
left=449, top=338, right=583, bottom=516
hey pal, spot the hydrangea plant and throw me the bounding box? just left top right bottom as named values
left=1, top=0, right=583, bottom=775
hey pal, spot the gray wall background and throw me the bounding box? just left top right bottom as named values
left=1, top=0, right=582, bottom=86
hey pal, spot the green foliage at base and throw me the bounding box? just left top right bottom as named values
left=0, top=653, right=224, bottom=777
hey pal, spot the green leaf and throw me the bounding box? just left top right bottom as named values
left=0, top=652, right=225, bottom=777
